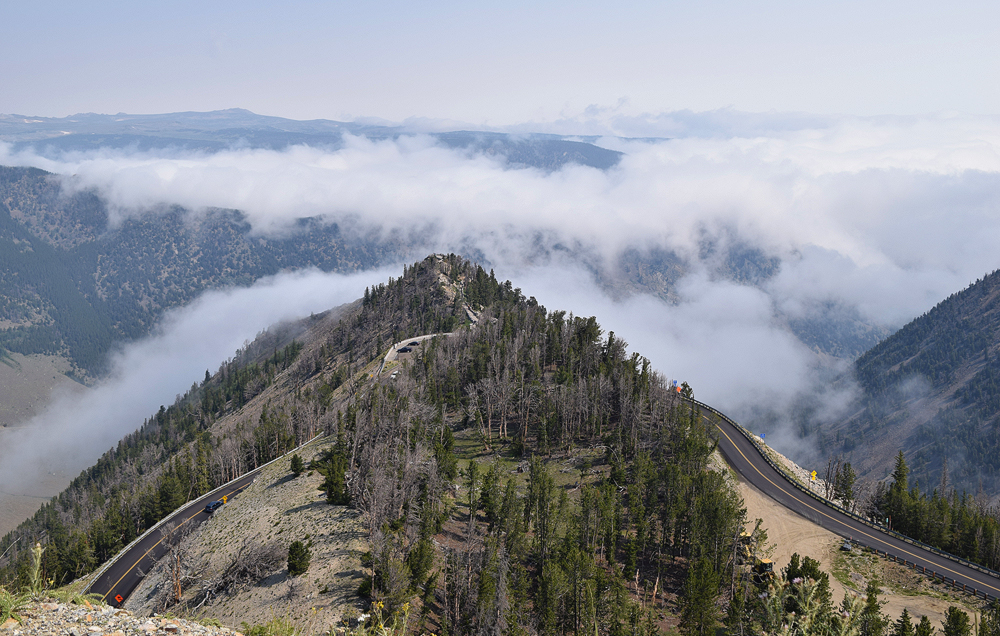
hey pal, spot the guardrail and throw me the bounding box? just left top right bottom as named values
left=689, top=398, right=1000, bottom=601
left=84, top=432, right=326, bottom=595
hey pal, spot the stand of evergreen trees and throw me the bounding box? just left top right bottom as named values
left=865, top=451, right=1000, bottom=571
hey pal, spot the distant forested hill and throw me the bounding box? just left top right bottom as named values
left=0, top=109, right=625, bottom=171
left=821, top=269, right=1000, bottom=496
left=0, top=165, right=402, bottom=374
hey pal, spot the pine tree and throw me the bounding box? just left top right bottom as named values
left=915, top=616, right=934, bottom=636
left=836, top=462, right=857, bottom=509
left=943, top=606, right=972, bottom=636
left=288, top=540, right=311, bottom=576
left=680, top=557, right=720, bottom=636
left=981, top=601, right=1000, bottom=636
left=290, top=453, right=304, bottom=477
left=892, top=608, right=914, bottom=636
left=860, top=580, right=889, bottom=636
left=887, top=451, right=911, bottom=531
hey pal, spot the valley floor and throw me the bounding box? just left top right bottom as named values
left=0, top=352, right=87, bottom=536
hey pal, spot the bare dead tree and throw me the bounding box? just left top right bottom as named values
left=158, top=521, right=196, bottom=608
left=191, top=537, right=284, bottom=608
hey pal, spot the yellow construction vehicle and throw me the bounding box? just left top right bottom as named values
left=752, top=558, right=775, bottom=585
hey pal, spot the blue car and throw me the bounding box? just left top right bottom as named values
left=204, top=500, right=224, bottom=513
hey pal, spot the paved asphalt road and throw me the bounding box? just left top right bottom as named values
left=88, top=396, right=1000, bottom=607
left=87, top=471, right=258, bottom=607
left=701, top=399, right=1000, bottom=600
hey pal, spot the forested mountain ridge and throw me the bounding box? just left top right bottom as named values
left=822, top=268, right=1000, bottom=497
left=0, top=255, right=750, bottom=634
left=0, top=165, right=403, bottom=374
left=0, top=255, right=477, bottom=587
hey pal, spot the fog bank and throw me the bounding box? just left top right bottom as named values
left=0, top=266, right=397, bottom=529
left=2, top=110, right=999, bottom=472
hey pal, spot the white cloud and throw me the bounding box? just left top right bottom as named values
left=0, top=267, right=398, bottom=499
left=2, top=110, right=1000, bottom=463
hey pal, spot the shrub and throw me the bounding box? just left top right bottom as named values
left=241, top=616, right=298, bottom=636
left=0, top=585, right=30, bottom=623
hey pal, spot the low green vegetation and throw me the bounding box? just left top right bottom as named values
left=290, top=454, right=304, bottom=477
left=0, top=585, right=29, bottom=623
left=0, top=539, right=104, bottom=623
left=727, top=550, right=985, bottom=636
left=241, top=615, right=300, bottom=636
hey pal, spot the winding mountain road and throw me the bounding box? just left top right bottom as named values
left=87, top=393, right=1000, bottom=609
left=86, top=473, right=258, bottom=608
left=701, top=399, right=1000, bottom=601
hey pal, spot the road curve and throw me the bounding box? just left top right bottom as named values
left=700, top=399, right=1000, bottom=601
left=86, top=472, right=257, bottom=608
left=86, top=433, right=324, bottom=607
left=376, top=332, right=453, bottom=377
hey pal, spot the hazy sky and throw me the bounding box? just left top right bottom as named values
left=2, top=1, right=999, bottom=123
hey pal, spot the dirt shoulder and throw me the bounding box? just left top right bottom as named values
left=738, top=475, right=980, bottom=627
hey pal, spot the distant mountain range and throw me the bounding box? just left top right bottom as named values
left=0, top=108, right=625, bottom=171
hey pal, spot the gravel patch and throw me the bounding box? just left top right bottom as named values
left=1, top=600, right=242, bottom=635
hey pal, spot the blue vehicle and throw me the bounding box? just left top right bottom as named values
left=204, top=500, right=224, bottom=513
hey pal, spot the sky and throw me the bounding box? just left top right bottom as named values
left=2, top=1, right=1000, bottom=124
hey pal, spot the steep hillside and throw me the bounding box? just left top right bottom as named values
left=0, top=255, right=749, bottom=634
left=0, top=255, right=468, bottom=584
left=822, top=269, right=1000, bottom=495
